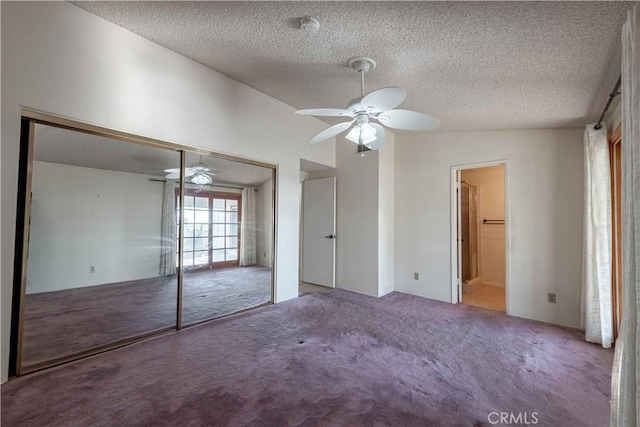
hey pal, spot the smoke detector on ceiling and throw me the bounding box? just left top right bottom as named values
left=300, top=17, right=320, bottom=33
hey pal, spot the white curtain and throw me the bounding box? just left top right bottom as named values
left=611, top=6, right=640, bottom=426
left=239, top=187, right=257, bottom=266
left=581, top=124, right=613, bottom=348
left=159, top=180, right=177, bottom=275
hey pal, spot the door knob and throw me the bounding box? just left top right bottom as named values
left=325, top=234, right=335, bottom=239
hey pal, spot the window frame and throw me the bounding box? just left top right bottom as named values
left=609, top=124, right=622, bottom=341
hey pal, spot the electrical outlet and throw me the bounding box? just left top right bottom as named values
left=414, top=272, right=419, bottom=280
left=90, top=266, right=96, bottom=274
left=547, top=293, right=556, bottom=304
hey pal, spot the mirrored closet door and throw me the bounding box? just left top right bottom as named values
left=20, top=123, right=182, bottom=371
left=181, top=152, right=274, bottom=326
left=13, top=115, right=276, bottom=375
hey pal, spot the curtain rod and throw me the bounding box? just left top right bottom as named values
left=594, top=76, right=621, bottom=130
left=148, top=178, right=257, bottom=191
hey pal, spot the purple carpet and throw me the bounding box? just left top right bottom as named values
left=3, top=289, right=613, bottom=426
left=22, top=266, right=272, bottom=369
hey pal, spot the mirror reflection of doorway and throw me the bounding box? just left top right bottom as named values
left=458, top=165, right=506, bottom=312
left=13, top=117, right=275, bottom=375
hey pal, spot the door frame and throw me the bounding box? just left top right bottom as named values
left=450, top=159, right=510, bottom=314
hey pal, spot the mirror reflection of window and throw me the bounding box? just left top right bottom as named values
left=22, top=124, right=181, bottom=370
left=180, top=152, right=274, bottom=326
left=180, top=191, right=240, bottom=268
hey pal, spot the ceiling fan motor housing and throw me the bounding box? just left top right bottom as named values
left=355, top=112, right=370, bottom=125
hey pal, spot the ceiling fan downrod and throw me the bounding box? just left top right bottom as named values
left=347, top=56, right=377, bottom=98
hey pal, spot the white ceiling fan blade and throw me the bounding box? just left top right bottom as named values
left=165, top=168, right=196, bottom=178
left=296, top=108, right=354, bottom=118
left=309, top=121, right=354, bottom=144
left=376, top=109, right=440, bottom=131
left=361, top=87, right=407, bottom=112
left=365, top=123, right=386, bottom=150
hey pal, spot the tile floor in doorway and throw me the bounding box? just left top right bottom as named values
left=462, top=284, right=506, bottom=312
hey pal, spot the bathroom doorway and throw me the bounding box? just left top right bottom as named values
left=452, top=162, right=507, bottom=312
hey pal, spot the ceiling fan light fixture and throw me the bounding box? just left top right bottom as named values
left=191, top=172, right=213, bottom=186
left=345, top=122, right=377, bottom=145
left=345, top=127, right=359, bottom=144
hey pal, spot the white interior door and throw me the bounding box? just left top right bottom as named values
left=302, top=177, right=336, bottom=287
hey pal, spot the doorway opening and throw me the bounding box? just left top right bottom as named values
left=452, top=161, right=507, bottom=313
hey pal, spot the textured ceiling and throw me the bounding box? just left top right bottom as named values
left=34, top=124, right=273, bottom=186
left=73, top=1, right=634, bottom=131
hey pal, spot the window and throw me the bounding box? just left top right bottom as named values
left=178, top=190, right=241, bottom=268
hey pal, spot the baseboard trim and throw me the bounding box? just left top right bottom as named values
left=483, top=281, right=505, bottom=288
left=467, top=276, right=482, bottom=290
left=379, top=287, right=394, bottom=297
left=336, top=286, right=379, bottom=298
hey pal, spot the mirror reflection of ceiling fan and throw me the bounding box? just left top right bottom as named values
left=296, top=57, right=440, bottom=150
left=164, top=156, right=216, bottom=185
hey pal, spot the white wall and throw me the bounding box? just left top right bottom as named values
left=256, top=179, right=273, bottom=268
left=27, top=161, right=163, bottom=294
left=1, top=2, right=334, bottom=382
left=335, top=136, right=395, bottom=297
left=335, top=140, right=379, bottom=296
left=395, top=129, right=584, bottom=328
left=462, top=166, right=506, bottom=286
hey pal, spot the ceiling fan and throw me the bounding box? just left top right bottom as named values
left=164, top=157, right=216, bottom=185
left=296, top=57, right=440, bottom=150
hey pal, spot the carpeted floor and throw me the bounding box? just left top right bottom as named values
left=22, top=266, right=272, bottom=369
left=3, top=289, right=612, bottom=426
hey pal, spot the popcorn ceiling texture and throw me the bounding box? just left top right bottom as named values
left=73, top=1, right=633, bottom=131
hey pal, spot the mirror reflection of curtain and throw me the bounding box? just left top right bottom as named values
left=581, top=124, right=613, bottom=348
left=239, top=187, right=257, bottom=266
left=159, top=179, right=177, bottom=275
